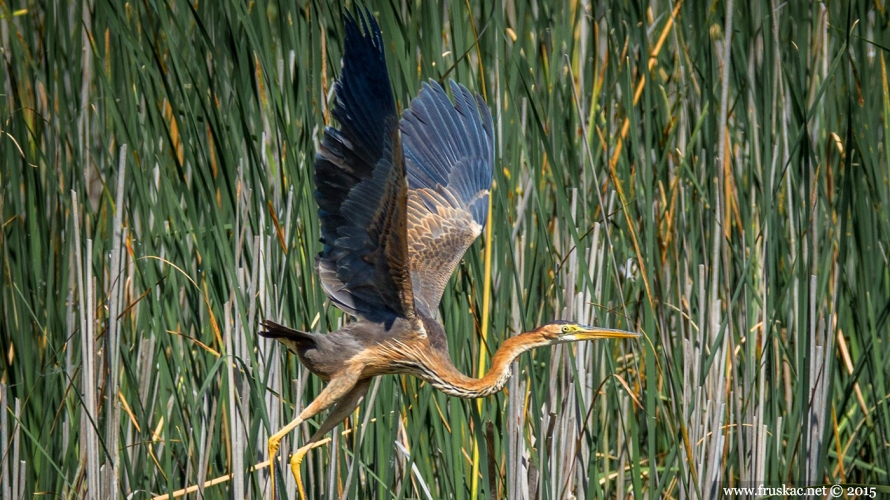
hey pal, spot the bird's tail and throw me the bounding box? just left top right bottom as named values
left=259, top=320, right=316, bottom=348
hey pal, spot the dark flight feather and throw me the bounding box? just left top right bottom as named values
left=314, top=9, right=415, bottom=324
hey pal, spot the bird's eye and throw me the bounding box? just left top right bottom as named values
left=561, top=325, right=570, bottom=334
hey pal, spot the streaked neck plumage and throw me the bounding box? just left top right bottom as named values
left=402, top=330, right=550, bottom=399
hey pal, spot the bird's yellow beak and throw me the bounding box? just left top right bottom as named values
left=573, top=325, right=639, bottom=340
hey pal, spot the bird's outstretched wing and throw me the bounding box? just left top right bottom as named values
left=401, top=81, right=494, bottom=317
left=314, top=10, right=415, bottom=324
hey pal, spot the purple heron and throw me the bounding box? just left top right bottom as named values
left=260, top=9, right=638, bottom=499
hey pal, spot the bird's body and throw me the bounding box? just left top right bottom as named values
left=261, top=9, right=637, bottom=499
left=263, top=317, right=438, bottom=383
left=263, top=315, right=568, bottom=399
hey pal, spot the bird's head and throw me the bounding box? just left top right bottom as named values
left=536, top=320, right=639, bottom=344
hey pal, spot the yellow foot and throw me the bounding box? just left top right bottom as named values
left=268, top=438, right=281, bottom=500
left=291, top=437, right=332, bottom=500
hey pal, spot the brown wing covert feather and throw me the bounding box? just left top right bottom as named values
left=401, top=81, right=494, bottom=317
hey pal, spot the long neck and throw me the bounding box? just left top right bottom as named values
left=418, top=332, right=548, bottom=399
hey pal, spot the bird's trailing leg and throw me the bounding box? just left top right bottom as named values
left=268, top=369, right=361, bottom=500
left=291, top=378, right=371, bottom=500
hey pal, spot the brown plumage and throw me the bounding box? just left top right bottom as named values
left=261, top=10, right=638, bottom=500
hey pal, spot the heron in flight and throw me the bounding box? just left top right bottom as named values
left=261, top=9, right=638, bottom=499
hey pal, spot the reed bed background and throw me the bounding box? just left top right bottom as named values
left=2, top=0, right=888, bottom=498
